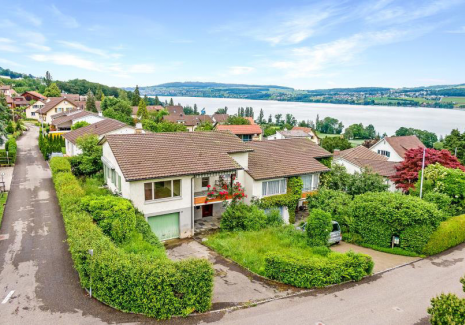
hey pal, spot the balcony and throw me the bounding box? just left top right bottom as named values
left=194, top=190, right=231, bottom=205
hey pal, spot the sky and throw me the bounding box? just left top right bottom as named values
left=1, top=0, right=465, bottom=90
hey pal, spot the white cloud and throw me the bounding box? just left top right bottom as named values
left=447, top=26, right=465, bottom=33
left=127, top=64, right=156, bottom=73
left=57, top=40, right=119, bottom=58
left=26, top=42, right=51, bottom=51
left=0, top=58, right=24, bottom=68
left=51, top=4, right=79, bottom=28
left=14, top=8, right=42, bottom=26
left=270, top=29, right=417, bottom=78
left=228, top=66, right=255, bottom=75
left=0, top=38, right=21, bottom=52
left=30, top=53, right=101, bottom=71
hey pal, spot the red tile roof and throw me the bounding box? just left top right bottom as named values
left=212, top=113, right=229, bottom=123
left=246, top=138, right=331, bottom=180
left=37, top=97, right=77, bottom=114
left=163, top=114, right=213, bottom=126
left=51, top=110, right=100, bottom=126
left=102, top=131, right=252, bottom=181
left=384, top=135, right=426, bottom=158
left=216, top=124, right=262, bottom=135
left=63, top=118, right=130, bottom=144
left=21, top=91, right=47, bottom=100
left=335, top=146, right=398, bottom=177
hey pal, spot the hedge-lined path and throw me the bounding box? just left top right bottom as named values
left=0, top=126, right=150, bottom=325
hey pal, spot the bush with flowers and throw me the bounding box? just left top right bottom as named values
left=205, top=180, right=247, bottom=204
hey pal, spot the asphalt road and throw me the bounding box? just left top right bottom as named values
left=0, top=125, right=464, bottom=325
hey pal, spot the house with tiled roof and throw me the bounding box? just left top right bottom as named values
left=163, top=114, right=213, bottom=132
left=25, top=100, right=46, bottom=119
left=99, top=131, right=252, bottom=240
left=244, top=138, right=331, bottom=221
left=333, top=145, right=399, bottom=191
left=64, top=118, right=135, bottom=156
left=292, top=126, right=320, bottom=144
left=370, top=135, right=425, bottom=162
left=212, top=113, right=229, bottom=124
left=21, top=91, right=47, bottom=102
left=216, top=124, right=263, bottom=141
left=50, top=109, right=104, bottom=131
left=37, top=97, right=78, bottom=123
left=131, top=105, right=164, bottom=119
left=267, top=128, right=319, bottom=144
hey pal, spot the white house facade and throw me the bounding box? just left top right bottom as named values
left=370, top=135, right=425, bottom=162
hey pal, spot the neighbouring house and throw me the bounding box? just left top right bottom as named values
left=37, top=97, right=78, bottom=123
left=333, top=145, right=398, bottom=191
left=216, top=124, right=263, bottom=141
left=163, top=114, right=213, bottom=132
left=50, top=110, right=104, bottom=131
left=21, top=91, right=47, bottom=102
left=369, top=135, right=425, bottom=162
left=12, top=96, right=30, bottom=108
left=0, top=85, right=16, bottom=97
left=212, top=113, right=229, bottom=124
left=166, top=105, right=184, bottom=115
left=25, top=100, right=46, bottom=119
left=99, top=131, right=253, bottom=240
left=292, top=126, right=320, bottom=144
left=63, top=118, right=135, bottom=156
left=244, top=138, right=331, bottom=222
left=74, top=100, right=101, bottom=112
left=60, top=93, right=85, bottom=102
left=131, top=105, right=164, bottom=119
left=267, top=128, right=319, bottom=144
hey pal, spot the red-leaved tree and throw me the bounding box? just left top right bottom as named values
left=391, top=148, right=465, bottom=192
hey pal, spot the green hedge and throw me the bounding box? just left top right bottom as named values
left=307, top=189, right=351, bottom=231
left=428, top=277, right=465, bottom=324
left=423, top=215, right=465, bottom=255
left=265, top=251, right=373, bottom=288
left=350, top=192, right=443, bottom=253
left=220, top=202, right=267, bottom=231
left=306, top=209, right=332, bottom=247
left=49, top=157, right=71, bottom=174
left=50, top=158, right=214, bottom=319
left=0, top=137, right=17, bottom=165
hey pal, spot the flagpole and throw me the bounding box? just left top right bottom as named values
left=419, top=147, right=426, bottom=199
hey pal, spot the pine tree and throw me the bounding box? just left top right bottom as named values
left=194, top=104, right=198, bottom=115
left=86, top=90, right=97, bottom=112
left=43, top=83, right=61, bottom=97
left=154, top=96, right=160, bottom=105
left=137, top=98, right=148, bottom=120
left=95, top=86, right=103, bottom=101
left=258, top=108, right=264, bottom=124
left=268, top=114, right=272, bottom=124
left=169, top=98, right=174, bottom=106
left=245, top=107, right=250, bottom=117
left=45, top=71, right=52, bottom=87
left=132, top=85, right=141, bottom=106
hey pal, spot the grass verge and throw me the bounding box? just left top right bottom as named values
left=0, top=192, right=8, bottom=227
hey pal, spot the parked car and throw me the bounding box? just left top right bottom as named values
left=296, top=220, right=342, bottom=245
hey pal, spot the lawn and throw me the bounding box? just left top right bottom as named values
left=0, top=192, right=8, bottom=227
left=317, top=132, right=365, bottom=146
left=205, top=226, right=314, bottom=275
left=441, top=97, right=465, bottom=104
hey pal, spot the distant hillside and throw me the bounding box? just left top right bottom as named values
left=0, top=67, right=35, bottom=79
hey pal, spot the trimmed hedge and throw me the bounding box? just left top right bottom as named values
left=307, top=189, right=351, bottom=231
left=423, top=215, right=465, bottom=255
left=265, top=251, right=374, bottom=288
left=50, top=158, right=214, bottom=319
left=0, top=137, right=17, bottom=165
left=49, top=157, right=71, bottom=174
left=350, top=192, right=443, bottom=253
left=306, top=209, right=332, bottom=247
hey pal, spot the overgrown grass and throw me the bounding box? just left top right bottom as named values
left=79, top=175, right=111, bottom=196
left=0, top=193, right=8, bottom=227
left=205, top=226, right=330, bottom=275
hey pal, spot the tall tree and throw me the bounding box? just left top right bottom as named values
left=274, top=114, right=282, bottom=124
left=194, top=104, right=198, bottom=115
left=169, top=98, right=174, bottom=106
left=85, top=90, right=97, bottom=112
left=154, top=96, right=160, bottom=105
left=285, top=113, right=296, bottom=126
left=257, top=108, right=264, bottom=124
left=395, top=127, right=438, bottom=148
left=132, top=85, right=141, bottom=106
left=391, top=148, right=465, bottom=192
left=45, top=71, right=52, bottom=87
left=268, top=114, right=272, bottom=124
left=137, top=98, right=148, bottom=120
left=443, top=129, right=465, bottom=163
left=95, top=86, right=103, bottom=101
left=43, top=83, right=61, bottom=97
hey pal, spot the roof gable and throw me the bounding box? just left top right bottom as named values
left=63, top=118, right=130, bottom=144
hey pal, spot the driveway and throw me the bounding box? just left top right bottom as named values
left=166, top=239, right=301, bottom=309
left=331, top=242, right=419, bottom=273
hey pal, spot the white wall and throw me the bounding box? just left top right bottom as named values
left=73, top=115, right=105, bottom=125
left=267, top=132, right=284, bottom=140
left=370, top=139, right=403, bottom=162
left=26, top=101, right=45, bottom=120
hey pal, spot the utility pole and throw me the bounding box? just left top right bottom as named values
left=419, top=147, right=426, bottom=199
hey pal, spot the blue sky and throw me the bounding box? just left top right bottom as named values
left=1, top=0, right=465, bottom=89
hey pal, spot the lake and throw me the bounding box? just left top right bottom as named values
left=158, top=96, right=465, bottom=136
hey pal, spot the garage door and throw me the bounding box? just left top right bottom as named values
left=147, top=213, right=180, bottom=241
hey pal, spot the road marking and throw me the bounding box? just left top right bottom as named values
left=1, top=290, right=14, bottom=304
left=0, top=234, right=9, bottom=241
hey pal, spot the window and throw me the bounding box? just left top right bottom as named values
left=31, top=112, right=35, bottom=116
left=201, top=177, right=209, bottom=188
left=377, top=150, right=391, bottom=158
left=241, top=134, right=252, bottom=142
left=262, top=179, right=287, bottom=196
left=117, top=175, right=122, bottom=192
left=144, top=179, right=181, bottom=201
left=301, top=175, right=313, bottom=192
left=111, top=169, right=116, bottom=185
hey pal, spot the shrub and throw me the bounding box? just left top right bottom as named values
left=265, top=251, right=373, bottom=288
left=221, top=202, right=267, bottom=231
left=307, top=189, right=351, bottom=230
left=80, top=195, right=136, bottom=243
left=423, top=215, right=465, bottom=255
left=51, top=168, right=214, bottom=319
left=349, top=192, right=443, bottom=253
left=306, top=209, right=332, bottom=247
left=428, top=276, right=465, bottom=324
left=265, top=208, right=283, bottom=227
left=50, top=157, right=71, bottom=174
left=423, top=192, right=455, bottom=216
